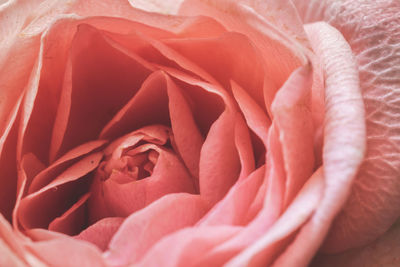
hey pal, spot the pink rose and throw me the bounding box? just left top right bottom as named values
left=0, top=0, right=398, bottom=266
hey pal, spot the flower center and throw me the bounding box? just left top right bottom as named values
left=88, top=125, right=196, bottom=223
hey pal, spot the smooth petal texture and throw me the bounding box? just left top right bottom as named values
left=105, top=193, right=209, bottom=265
left=165, top=32, right=266, bottom=108
left=75, top=217, right=124, bottom=251
left=28, top=236, right=106, bottom=267
left=0, top=213, right=44, bottom=266
left=166, top=75, right=203, bottom=186
left=198, top=165, right=265, bottom=226
left=128, top=0, right=184, bottom=15
left=179, top=0, right=308, bottom=96
left=270, top=22, right=366, bottom=267
left=199, top=109, right=241, bottom=205
left=134, top=226, right=241, bottom=267
left=293, top=0, right=400, bottom=253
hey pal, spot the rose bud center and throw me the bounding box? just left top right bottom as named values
left=88, top=125, right=197, bottom=224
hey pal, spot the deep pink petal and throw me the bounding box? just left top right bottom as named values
left=166, top=75, right=203, bottom=186
left=100, top=148, right=195, bottom=217
left=100, top=71, right=169, bottom=140
left=49, top=23, right=152, bottom=161
left=48, top=193, right=90, bottom=235
left=18, top=152, right=102, bottom=230
left=199, top=109, right=241, bottom=205
left=75, top=217, right=124, bottom=251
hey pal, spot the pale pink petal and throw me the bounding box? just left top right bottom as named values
left=270, top=22, right=366, bottom=266
left=293, top=0, right=400, bottom=253
left=75, top=217, right=124, bottom=251
left=195, top=124, right=285, bottom=266
left=128, top=0, right=184, bottom=14
left=28, top=237, right=106, bottom=267
left=0, top=213, right=44, bottom=266
left=271, top=65, right=314, bottom=206
left=105, top=193, right=209, bottom=265
left=179, top=0, right=308, bottom=101
left=226, top=168, right=323, bottom=267
left=198, top=165, right=265, bottom=226
left=135, top=226, right=241, bottom=267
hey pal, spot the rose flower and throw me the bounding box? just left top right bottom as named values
left=0, top=0, right=399, bottom=266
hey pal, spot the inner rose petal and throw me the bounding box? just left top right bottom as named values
left=88, top=125, right=196, bottom=223
left=50, top=23, right=152, bottom=161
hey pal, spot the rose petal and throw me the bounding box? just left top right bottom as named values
left=226, top=167, right=324, bottom=266
left=98, top=147, right=195, bottom=218
left=28, top=236, right=106, bottom=267
left=0, top=116, right=19, bottom=221
left=18, top=152, right=102, bottom=230
left=198, top=165, right=265, bottom=226
left=199, top=109, right=241, bottom=205
left=29, top=140, right=107, bottom=193
left=294, top=0, right=400, bottom=253
left=0, top=213, right=44, bottom=266
left=49, top=23, right=152, bottom=161
left=128, top=0, right=184, bottom=14
left=179, top=0, right=307, bottom=92
left=166, top=75, right=203, bottom=186
left=75, top=217, right=124, bottom=251
left=48, top=193, right=90, bottom=235
left=271, top=65, right=314, bottom=206
left=311, top=220, right=400, bottom=267
left=135, top=226, right=241, bottom=267
left=198, top=123, right=285, bottom=265
left=165, top=32, right=266, bottom=108
left=105, top=193, right=209, bottom=265
left=270, top=22, right=366, bottom=266
left=100, top=71, right=169, bottom=140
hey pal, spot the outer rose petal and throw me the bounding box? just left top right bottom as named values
left=311, top=219, right=400, bottom=267
left=105, top=193, right=208, bottom=265
left=270, top=22, right=366, bottom=267
left=293, top=0, right=400, bottom=253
